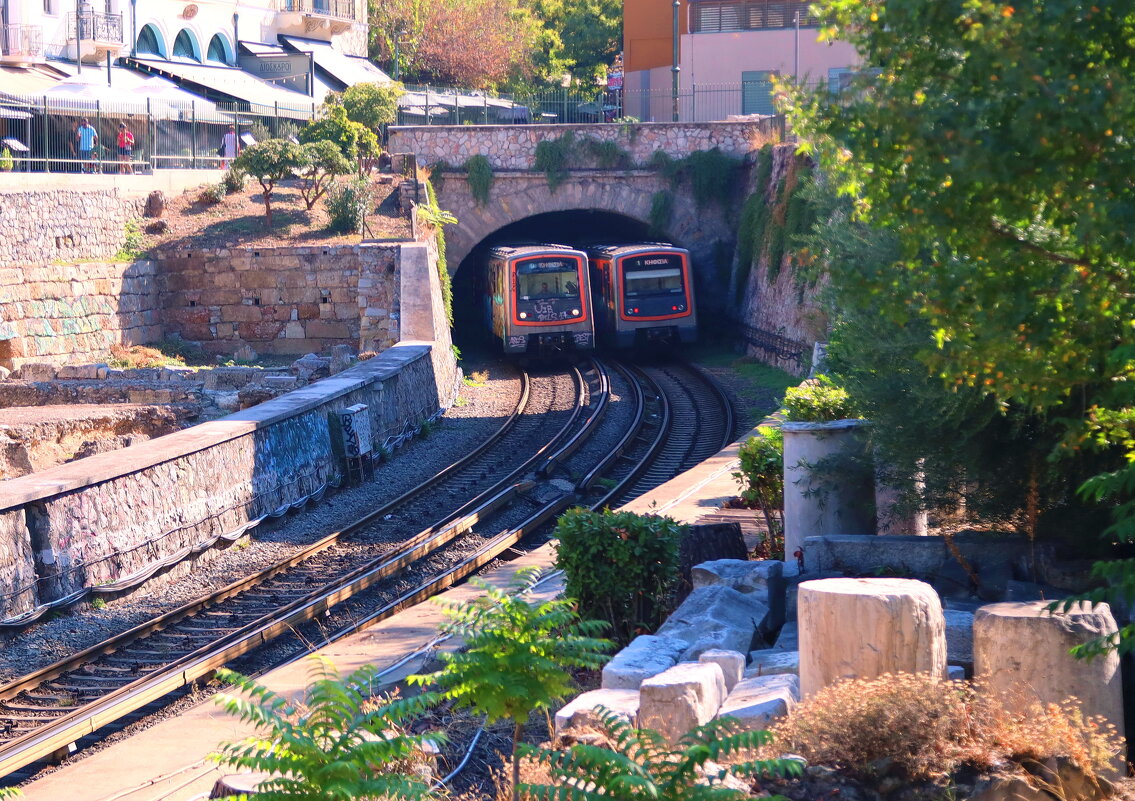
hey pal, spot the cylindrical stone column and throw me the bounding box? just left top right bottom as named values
left=798, top=577, right=947, bottom=697
left=974, top=601, right=1125, bottom=766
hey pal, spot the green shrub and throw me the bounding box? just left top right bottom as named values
left=197, top=182, right=226, bottom=205
left=220, top=166, right=247, bottom=194
left=334, top=81, right=404, bottom=131
left=324, top=177, right=374, bottom=234
left=733, top=427, right=784, bottom=559
left=409, top=568, right=611, bottom=801
left=782, top=376, right=857, bottom=422
left=0, top=147, right=13, bottom=172
left=521, top=707, right=800, bottom=801
left=553, top=508, right=683, bottom=645
left=115, top=219, right=145, bottom=261
left=300, top=104, right=378, bottom=166
left=535, top=131, right=576, bottom=191
left=464, top=154, right=494, bottom=206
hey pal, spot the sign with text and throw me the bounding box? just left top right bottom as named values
left=238, top=52, right=313, bottom=96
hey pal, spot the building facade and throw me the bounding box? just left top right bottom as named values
left=621, top=0, right=857, bottom=121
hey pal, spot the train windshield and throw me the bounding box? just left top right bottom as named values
left=516, top=258, right=581, bottom=300
left=623, top=254, right=684, bottom=297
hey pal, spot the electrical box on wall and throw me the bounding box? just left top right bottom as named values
left=329, top=403, right=373, bottom=484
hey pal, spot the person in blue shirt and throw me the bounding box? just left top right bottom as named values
left=76, top=118, right=98, bottom=173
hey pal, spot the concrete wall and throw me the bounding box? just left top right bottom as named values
left=158, top=244, right=400, bottom=357
left=388, top=120, right=775, bottom=171
left=681, top=30, right=858, bottom=86
left=0, top=189, right=144, bottom=268
left=0, top=260, right=162, bottom=369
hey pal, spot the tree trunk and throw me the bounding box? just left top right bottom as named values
left=511, top=719, right=523, bottom=801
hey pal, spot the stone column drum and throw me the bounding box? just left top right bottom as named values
left=798, top=577, right=947, bottom=697
left=974, top=602, right=1125, bottom=758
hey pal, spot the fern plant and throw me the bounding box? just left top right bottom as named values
left=211, top=656, right=444, bottom=801
left=520, top=707, right=801, bottom=801
left=408, top=567, right=612, bottom=801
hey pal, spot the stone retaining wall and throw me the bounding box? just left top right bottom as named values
left=0, top=189, right=144, bottom=268
left=389, top=120, right=775, bottom=171
left=0, top=260, right=162, bottom=369
left=0, top=340, right=459, bottom=621
left=158, top=244, right=400, bottom=358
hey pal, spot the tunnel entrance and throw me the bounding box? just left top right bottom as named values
left=452, top=210, right=659, bottom=354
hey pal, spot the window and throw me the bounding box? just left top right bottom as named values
left=172, top=28, right=199, bottom=61
left=206, top=33, right=228, bottom=64
left=692, top=0, right=819, bottom=33
left=43, top=0, right=54, bottom=14
left=136, top=23, right=163, bottom=56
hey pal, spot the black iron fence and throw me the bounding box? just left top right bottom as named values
left=281, top=0, right=356, bottom=20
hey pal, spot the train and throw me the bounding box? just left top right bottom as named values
left=587, top=243, right=697, bottom=348
left=483, top=244, right=595, bottom=355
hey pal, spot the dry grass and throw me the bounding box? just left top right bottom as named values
left=766, top=673, right=1123, bottom=783
left=107, top=344, right=182, bottom=369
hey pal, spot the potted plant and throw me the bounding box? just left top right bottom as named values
left=780, top=376, right=874, bottom=562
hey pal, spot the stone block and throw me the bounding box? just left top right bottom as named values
left=602, top=634, right=687, bottom=690
left=745, top=649, right=799, bottom=677
left=717, top=674, right=799, bottom=730
left=698, top=649, right=745, bottom=692
left=656, top=585, right=768, bottom=660
left=691, top=559, right=786, bottom=633
left=773, top=622, right=798, bottom=651
left=291, top=353, right=331, bottom=381
left=262, top=375, right=299, bottom=391
left=798, top=578, right=947, bottom=698
left=639, top=662, right=726, bottom=744
left=0, top=366, right=10, bottom=380
left=160, top=366, right=196, bottom=382
left=203, top=367, right=262, bottom=391
left=554, top=688, right=640, bottom=735
left=943, top=609, right=974, bottom=668
left=18, top=362, right=57, bottom=381
left=57, top=363, right=101, bottom=380
left=329, top=344, right=355, bottom=375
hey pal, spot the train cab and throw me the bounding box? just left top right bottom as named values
left=485, top=244, right=595, bottom=356
left=587, top=243, right=697, bottom=348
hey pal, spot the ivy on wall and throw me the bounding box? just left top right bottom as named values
left=736, top=145, right=817, bottom=290
left=464, top=155, right=494, bottom=206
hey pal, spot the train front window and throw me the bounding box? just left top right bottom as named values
left=517, top=258, right=581, bottom=300
left=623, top=255, right=684, bottom=296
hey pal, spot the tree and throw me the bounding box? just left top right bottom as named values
left=232, top=139, right=306, bottom=226
left=211, top=656, right=443, bottom=801
left=528, top=0, right=622, bottom=85
left=333, top=81, right=405, bottom=132
left=407, top=568, right=612, bottom=801
left=300, top=104, right=379, bottom=168
left=787, top=0, right=1135, bottom=646
left=298, top=140, right=352, bottom=211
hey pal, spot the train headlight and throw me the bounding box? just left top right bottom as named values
left=571, top=308, right=580, bottom=316
left=519, top=312, right=528, bottom=319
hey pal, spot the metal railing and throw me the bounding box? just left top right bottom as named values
left=69, top=10, right=124, bottom=43
left=281, top=0, right=355, bottom=21
left=0, top=24, right=43, bottom=59
left=0, top=92, right=317, bottom=173
left=690, top=0, right=821, bottom=33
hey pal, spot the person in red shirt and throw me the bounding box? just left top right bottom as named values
left=116, top=122, right=135, bottom=175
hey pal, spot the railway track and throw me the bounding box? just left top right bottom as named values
left=0, top=357, right=736, bottom=783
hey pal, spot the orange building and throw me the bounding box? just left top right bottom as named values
left=621, top=0, right=858, bottom=121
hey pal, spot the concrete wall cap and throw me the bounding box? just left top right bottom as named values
left=781, top=418, right=868, bottom=433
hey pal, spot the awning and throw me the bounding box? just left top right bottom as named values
left=0, top=65, right=67, bottom=101
left=278, top=36, right=390, bottom=90
left=42, top=66, right=219, bottom=117
left=123, top=57, right=318, bottom=119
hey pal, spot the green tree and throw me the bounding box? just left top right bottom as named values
left=408, top=568, right=612, bottom=801
left=521, top=707, right=800, bottom=801
left=232, top=139, right=306, bottom=227
left=788, top=0, right=1135, bottom=647
left=333, top=81, right=405, bottom=132
left=298, top=140, right=352, bottom=211
left=300, top=104, right=379, bottom=168
left=211, top=656, right=443, bottom=801
left=528, top=0, right=621, bottom=85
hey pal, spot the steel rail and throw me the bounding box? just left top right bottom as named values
left=0, top=363, right=608, bottom=779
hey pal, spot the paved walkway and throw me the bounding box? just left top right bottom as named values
left=19, top=425, right=764, bottom=801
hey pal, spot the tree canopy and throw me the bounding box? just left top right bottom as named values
left=788, top=0, right=1135, bottom=642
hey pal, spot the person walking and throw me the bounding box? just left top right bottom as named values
left=220, top=124, right=239, bottom=169
left=116, top=122, right=135, bottom=174
left=76, top=118, right=98, bottom=173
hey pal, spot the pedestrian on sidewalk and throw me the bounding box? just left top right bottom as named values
left=116, top=122, right=135, bottom=174
left=76, top=118, right=98, bottom=174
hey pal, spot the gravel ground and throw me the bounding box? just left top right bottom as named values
left=0, top=357, right=522, bottom=683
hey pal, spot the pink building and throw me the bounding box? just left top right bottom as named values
left=622, top=0, right=858, bottom=122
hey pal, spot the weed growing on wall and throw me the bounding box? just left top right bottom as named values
left=651, top=148, right=742, bottom=209
left=535, top=131, right=577, bottom=191
left=423, top=179, right=455, bottom=327
left=115, top=219, right=145, bottom=261
left=649, top=191, right=674, bottom=235
left=464, top=154, right=494, bottom=206
left=535, top=132, right=635, bottom=191
left=580, top=137, right=633, bottom=169
left=554, top=507, right=683, bottom=645
left=736, top=145, right=817, bottom=285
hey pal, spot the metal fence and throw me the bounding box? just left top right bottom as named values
left=0, top=92, right=317, bottom=174
left=394, top=79, right=821, bottom=126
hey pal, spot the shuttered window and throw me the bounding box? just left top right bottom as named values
left=692, top=0, right=819, bottom=33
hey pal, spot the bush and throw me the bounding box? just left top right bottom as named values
left=464, top=154, right=493, bottom=206
left=767, top=673, right=1123, bottom=783
left=733, top=427, right=784, bottom=559
left=197, top=182, right=226, bottom=205
left=553, top=508, right=683, bottom=645
left=334, top=81, right=404, bottom=131
left=324, top=177, right=374, bottom=234
left=0, top=147, right=12, bottom=172
left=301, top=104, right=378, bottom=166
left=781, top=376, right=856, bottom=422
left=221, top=166, right=247, bottom=194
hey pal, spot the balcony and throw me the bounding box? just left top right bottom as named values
left=0, top=24, right=44, bottom=65
left=68, top=10, right=124, bottom=63
left=277, top=0, right=356, bottom=38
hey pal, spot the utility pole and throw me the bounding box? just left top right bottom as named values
left=671, top=0, right=680, bottom=121
left=75, top=0, right=82, bottom=73
left=794, top=8, right=800, bottom=82
left=393, top=29, right=405, bottom=81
